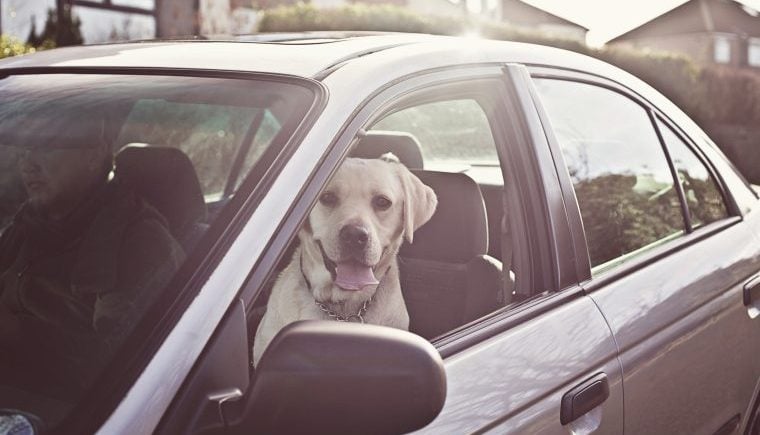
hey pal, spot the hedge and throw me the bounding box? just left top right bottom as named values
left=258, top=3, right=465, bottom=34
left=0, top=35, right=36, bottom=59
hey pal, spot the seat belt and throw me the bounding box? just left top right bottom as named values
left=501, top=189, right=515, bottom=304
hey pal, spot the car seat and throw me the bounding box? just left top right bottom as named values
left=114, top=144, right=208, bottom=252
left=398, top=170, right=510, bottom=339
left=350, top=130, right=424, bottom=169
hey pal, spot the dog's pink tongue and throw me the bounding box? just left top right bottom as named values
left=335, top=262, right=379, bottom=290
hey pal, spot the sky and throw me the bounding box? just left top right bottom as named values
left=523, top=0, right=690, bottom=46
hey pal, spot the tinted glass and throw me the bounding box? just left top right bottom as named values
left=534, top=79, right=685, bottom=269
left=656, top=119, right=728, bottom=228
left=0, top=73, right=313, bottom=428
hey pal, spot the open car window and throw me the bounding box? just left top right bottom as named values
left=248, top=77, right=549, bottom=365
left=0, top=73, right=314, bottom=429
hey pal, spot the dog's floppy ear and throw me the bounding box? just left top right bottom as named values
left=392, top=160, right=437, bottom=243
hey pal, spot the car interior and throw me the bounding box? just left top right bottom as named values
left=246, top=127, right=518, bottom=352
left=113, top=144, right=209, bottom=253
left=348, top=131, right=512, bottom=339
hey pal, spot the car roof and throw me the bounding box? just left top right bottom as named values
left=0, top=32, right=609, bottom=80
left=0, top=33, right=440, bottom=77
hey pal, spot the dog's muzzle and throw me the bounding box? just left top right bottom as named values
left=315, top=224, right=379, bottom=291
left=339, top=224, right=369, bottom=255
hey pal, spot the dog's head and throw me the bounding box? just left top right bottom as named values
left=300, top=154, right=437, bottom=301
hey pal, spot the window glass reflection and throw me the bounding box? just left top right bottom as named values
left=534, top=78, right=685, bottom=269
left=656, top=119, right=728, bottom=228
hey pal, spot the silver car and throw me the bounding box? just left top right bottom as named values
left=0, top=33, right=759, bottom=435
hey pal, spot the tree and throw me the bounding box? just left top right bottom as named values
left=26, top=16, right=41, bottom=47
left=34, top=4, right=83, bottom=47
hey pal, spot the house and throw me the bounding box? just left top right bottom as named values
left=608, top=0, right=760, bottom=69
left=158, top=0, right=234, bottom=37
left=500, top=0, right=587, bottom=41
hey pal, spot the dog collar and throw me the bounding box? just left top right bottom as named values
left=304, top=255, right=391, bottom=323
left=314, top=295, right=375, bottom=323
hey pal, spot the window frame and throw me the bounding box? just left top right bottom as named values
left=714, top=34, right=732, bottom=64
left=749, top=37, right=760, bottom=68
left=527, top=66, right=741, bottom=288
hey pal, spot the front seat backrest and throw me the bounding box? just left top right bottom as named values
left=114, top=144, right=208, bottom=252
left=350, top=130, right=424, bottom=169
left=398, top=170, right=507, bottom=339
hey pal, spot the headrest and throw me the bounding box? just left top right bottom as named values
left=114, top=144, right=207, bottom=237
left=351, top=130, right=424, bottom=169
left=400, top=170, right=488, bottom=263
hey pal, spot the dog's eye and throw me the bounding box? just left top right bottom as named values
left=373, top=195, right=392, bottom=210
left=319, top=191, right=338, bottom=207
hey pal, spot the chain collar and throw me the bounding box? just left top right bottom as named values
left=315, top=295, right=375, bottom=323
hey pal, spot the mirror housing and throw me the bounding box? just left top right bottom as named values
left=233, top=320, right=446, bottom=435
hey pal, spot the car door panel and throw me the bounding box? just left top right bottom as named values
left=588, top=214, right=760, bottom=433
left=415, top=293, right=623, bottom=434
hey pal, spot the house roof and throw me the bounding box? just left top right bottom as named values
left=505, top=0, right=589, bottom=31
left=609, top=0, right=760, bottom=44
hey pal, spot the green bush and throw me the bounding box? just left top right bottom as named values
left=0, top=35, right=36, bottom=59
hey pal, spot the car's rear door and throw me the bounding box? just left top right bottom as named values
left=529, top=66, right=760, bottom=434
left=402, top=64, right=624, bottom=434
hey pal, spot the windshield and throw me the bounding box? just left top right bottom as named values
left=0, top=73, right=315, bottom=429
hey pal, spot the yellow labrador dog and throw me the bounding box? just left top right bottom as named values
left=253, top=154, right=437, bottom=366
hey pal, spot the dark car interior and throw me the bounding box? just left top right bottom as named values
left=113, top=144, right=209, bottom=253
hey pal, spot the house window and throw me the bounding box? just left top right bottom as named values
left=749, top=37, right=760, bottom=67
left=714, top=36, right=731, bottom=64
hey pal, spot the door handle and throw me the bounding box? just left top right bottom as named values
left=744, top=275, right=760, bottom=306
left=560, top=373, right=609, bottom=425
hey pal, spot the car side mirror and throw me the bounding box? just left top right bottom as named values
left=230, top=320, right=446, bottom=435
left=0, top=410, right=43, bottom=435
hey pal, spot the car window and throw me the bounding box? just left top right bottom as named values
left=371, top=99, right=500, bottom=169
left=655, top=118, right=729, bottom=228
left=0, top=73, right=314, bottom=429
left=533, top=78, right=685, bottom=271
left=117, top=101, right=282, bottom=201
left=250, top=80, right=536, bottom=366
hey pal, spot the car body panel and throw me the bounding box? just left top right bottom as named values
left=587, top=208, right=760, bottom=433
left=415, top=294, right=623, bottom=434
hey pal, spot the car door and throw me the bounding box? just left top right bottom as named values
left=529, top=67, right=760, bottom=434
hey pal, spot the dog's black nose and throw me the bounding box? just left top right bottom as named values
left=340, top=225, right=369, bottom=250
